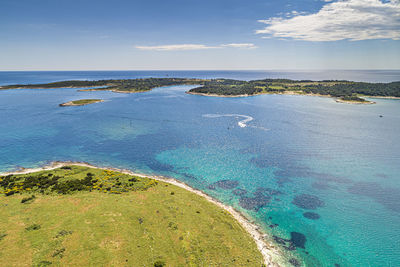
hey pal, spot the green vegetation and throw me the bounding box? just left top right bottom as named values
left=59, top=99, right=104, bottom=106
left=188, top=79, right=400, bottom=101
left=3, top=77, right=397, bottom=102
left=0, top=166, right=264, bottom=266
left=338, top=95, right=368, bottom=103
left=1, top=78, right=206, bottom=93
left=0, top=166, right=157, bottom=196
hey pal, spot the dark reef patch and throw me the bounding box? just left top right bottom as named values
left=292, top=194, right=324, bottom=210
left=208, top=180, right=239, bottom=190
left=289, top=258, right=301, bottom=267
left=255, top=187, right=283, bottom=196
left=348, top=182, right=400, bottom=213
left=290, top=232, right=306, bottom=249
left=238, top=187, right=282, bottom=211
left=238, top=195, right=271, bottom=211
left=273, top=233, right=306, bottom=251
left=273, top=235, right=289, bottom=246
left=232, top=188, right=247, bottom=196
left=303, top=212, right=320, bottom=220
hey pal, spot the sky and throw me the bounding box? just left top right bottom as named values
left=0, top=0, right=399, bottom=70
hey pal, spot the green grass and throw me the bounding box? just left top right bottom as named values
left=0, top=166, right=264, bottom=266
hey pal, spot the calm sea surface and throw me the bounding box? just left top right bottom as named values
left=0, top=70, right=399, bottom=266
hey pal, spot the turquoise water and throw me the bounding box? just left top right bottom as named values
left=0, top=71, right=399, bottom=266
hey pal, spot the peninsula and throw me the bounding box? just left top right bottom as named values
left=0, top=163, right=283, bottom=267
left=1, top=77, right=399, bottom=103
left=59, top=99, right=104, bottom=106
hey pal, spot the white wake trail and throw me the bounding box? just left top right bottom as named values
left=202, top=114, right=254, bottom=128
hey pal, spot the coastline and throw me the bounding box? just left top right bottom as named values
left=187, top=90, right=379, bottom=104
left=334, top=98, right=375, bottom=105
left=0, top=161, right=283, bottom=266
left=368, top=96, right=400, bottom=100
left=79, top=88, right=149, bottom=94
left=2, top=83, right=397, bottom=104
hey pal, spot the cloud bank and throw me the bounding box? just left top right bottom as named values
left=135, top=43, right=256, bottom=51
left=221, top=43, right=257, bottom=48
left=257, top=0, right=400, bottom=41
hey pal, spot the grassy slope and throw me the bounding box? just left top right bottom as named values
left=0, top=166, right=263, bottom=266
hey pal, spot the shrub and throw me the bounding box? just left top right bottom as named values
left=26, top=224, right=41, bottom=231
left=154, top=260, right=166, bottom=267
left=60, top=166, right=72, bottom=170
left=21, top=195, right=36, bottom=204
left=52, top=248, right=65, bottom=258
left=36, top=261, right=52, bottom=267
left=55, top=230, right=72, bottom=238
left=0, top=233, right=7, bottom=241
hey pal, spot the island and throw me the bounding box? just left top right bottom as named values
left=2, top=77, right=399, bottom=104
left=59, top=99, right=104, bottom=106
left=0, top=163, right=282, bottom=267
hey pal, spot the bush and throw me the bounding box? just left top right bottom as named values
left=52, top=248, right=65, bottom=258
left=55, top=230, right=72, bottom=238
left=0, top=233, right=7, bottom=241
left=36, top=261, right=52, bottom=267
left=153, top=260, right=166, bottom=267
left=21, top=195, right=36, bottom=204
left=60, top=166, right=72, bottom=170
left=26, top=224, right=41, bottom=231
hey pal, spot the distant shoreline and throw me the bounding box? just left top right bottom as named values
left=1, top=161, right=284, bottom=266
left=1, top=77, right=399, bottom=105
left=187, top=90, right=378, bottom=104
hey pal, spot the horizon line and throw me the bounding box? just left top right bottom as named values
left=1, top=69, right=400, bottom=72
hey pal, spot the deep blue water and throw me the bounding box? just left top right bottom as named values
left=0, top=71, right=399, bottom=266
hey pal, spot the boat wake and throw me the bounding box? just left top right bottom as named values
left=202, top=114, right=269, bottom=131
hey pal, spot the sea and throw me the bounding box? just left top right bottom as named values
left=0, top=70, right=399, bottom=266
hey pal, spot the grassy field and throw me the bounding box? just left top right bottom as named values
left=0, top=166, right=264, bottom=266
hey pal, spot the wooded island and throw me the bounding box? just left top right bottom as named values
left=2, top=77, right=399, bottom=103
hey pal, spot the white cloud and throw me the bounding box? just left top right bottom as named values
left=135, top=43, right=257, bottom=51
left=135, top=44, right=220, bottom=51
left=221, top=43, right=257, bottom=48
left=256, top=0, right=400, bottom=41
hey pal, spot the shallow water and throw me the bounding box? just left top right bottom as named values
left=0, top=71, right=400, bottom=266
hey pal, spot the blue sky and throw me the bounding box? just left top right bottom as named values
left=0, top=0, right=399, bottom=70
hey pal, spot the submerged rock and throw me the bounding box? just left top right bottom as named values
left=255, top=187, right=283, bottom=196
left=290, top=232, right=306, bottom=249
left=273, top=235, right=289, bottom=245
left=232, top=188, right=247, bottom=196
left=292, top=194, right=324, bottom=210
left=238, top=194, right=271, bottom=211
left=289, top=258, right=301, bottom=267
left=208, top=180, right=239, bottom=190
left=303, top=212, right=321, bottom=220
